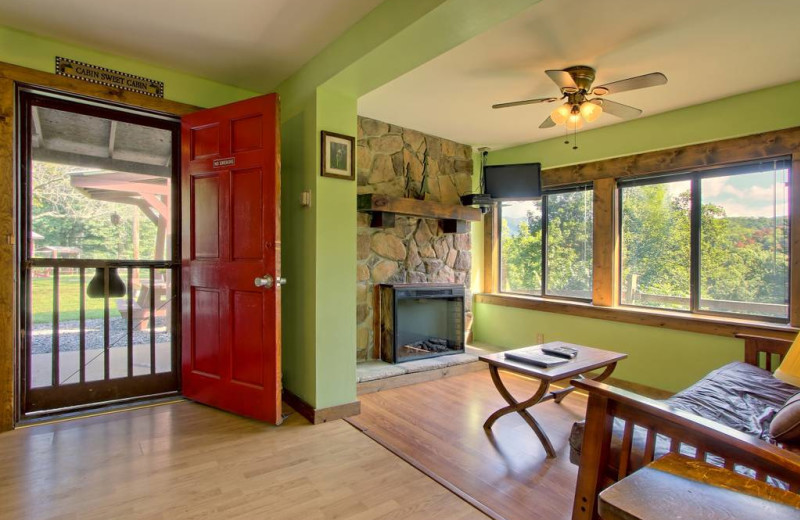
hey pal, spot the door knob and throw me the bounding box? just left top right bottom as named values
left=254, top=275, right=274, bottom=288
left=277, top=277, right=287, bottom=286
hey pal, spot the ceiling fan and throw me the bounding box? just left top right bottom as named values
left=492, top=65, right=667, bottom=130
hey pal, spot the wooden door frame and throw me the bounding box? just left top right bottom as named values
left=0, top=61, right=198, bottom=431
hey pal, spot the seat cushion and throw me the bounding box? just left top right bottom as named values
left=569, top=362, right=800, bottom=467
left=666, top=362, right=798, bottom=436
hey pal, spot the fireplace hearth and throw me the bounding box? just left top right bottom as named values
left=378, top=284, right=465, bottom=363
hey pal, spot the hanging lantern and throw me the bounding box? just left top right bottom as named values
left=86, top=267, right=126, bottom=298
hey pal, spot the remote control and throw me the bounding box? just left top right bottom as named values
left=541, top=345, right=578, bottom=359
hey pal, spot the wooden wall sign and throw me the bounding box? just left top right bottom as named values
left=55, top=57, right=164, bottom=98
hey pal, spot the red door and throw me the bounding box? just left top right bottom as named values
left=181, top=94, right=282, bottom=424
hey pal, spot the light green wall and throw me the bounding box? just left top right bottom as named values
left=277, top=0, right=544, bottom=409
left=0, top=26, right=258, bottom=107
left=474, top=81, right=800, bottom=392
left=280, top=100, right=318, bottom=406
left=473, top=304, right=740, bottom=393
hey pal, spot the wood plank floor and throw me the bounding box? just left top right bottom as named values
left=0, top=401, right=487, bottom=520
left=347, top=370, right=588, bottom=520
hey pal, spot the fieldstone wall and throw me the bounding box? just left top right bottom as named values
left=356, top=116, right=474, bottom=362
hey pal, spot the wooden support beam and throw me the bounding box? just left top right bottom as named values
left=31, top=105, right=44, bottom=148
left=542, top=126, right=800, bottom=188
left=791, top=151, right=800, bottom=327
left=108, top=120, right=117, bottom=159
left=357, top=194, right=481, bottom=222
left=483, top=208, right=499, bottom=293
left=0, top=78, right=13, bottom=431
left=592, top=178, right=618, bottom=307
left=34, top=148, right=172, bottom=176
left=71, top=177, right=170, bottom=195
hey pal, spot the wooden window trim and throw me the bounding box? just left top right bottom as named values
left=475, top=293, right=798, bottom=340
left=483, top=126, right=800, bottom=335
left=0, top=60, right=199, bottom=432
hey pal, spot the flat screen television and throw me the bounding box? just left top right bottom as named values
left=484, top=162, right=542, bottom=200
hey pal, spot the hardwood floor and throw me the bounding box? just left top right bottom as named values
left=347, top=370, right=588, bottom=520
left=0, top=401, right=486, bottom=519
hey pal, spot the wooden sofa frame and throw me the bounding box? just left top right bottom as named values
left=572, top=334, right=800, bottom=520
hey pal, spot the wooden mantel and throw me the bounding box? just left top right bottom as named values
left=357, top=194, right=482, bottom=233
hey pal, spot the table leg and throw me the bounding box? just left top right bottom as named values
left=484, top=365, right=557, bottom=458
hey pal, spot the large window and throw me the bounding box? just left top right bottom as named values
left=620, top=159, right=790, bottom=321
left=499, top=186, right=593, bottom=300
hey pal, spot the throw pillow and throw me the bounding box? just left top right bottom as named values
left=770, top=392, right=800, bottom=443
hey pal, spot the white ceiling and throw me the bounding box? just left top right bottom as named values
left=0, top=0, right=384, bottom=92
left=358, top=0, right=800, bottom=150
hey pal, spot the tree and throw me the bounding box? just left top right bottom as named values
left=31, top=162, right=159, bottom=260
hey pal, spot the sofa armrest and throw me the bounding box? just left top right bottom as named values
left=735, top=333, right=793, bottom=371
left=571, top=378, right=800, bottom=520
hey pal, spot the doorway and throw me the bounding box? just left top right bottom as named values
left=17, top=88, right=181, bottom=419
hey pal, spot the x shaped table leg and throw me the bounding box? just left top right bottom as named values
left=483, top=365, right=557, bottom=458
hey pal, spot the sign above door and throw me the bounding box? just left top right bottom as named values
left=55, top=57, right=164, bottom=98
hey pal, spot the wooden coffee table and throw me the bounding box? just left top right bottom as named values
left=479, top=342, right=626, bottom=458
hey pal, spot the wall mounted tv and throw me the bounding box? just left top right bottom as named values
left=484, top=162, right=542, bottom=200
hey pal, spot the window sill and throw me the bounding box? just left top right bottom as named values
left=474, top=293, right=798, bottom=340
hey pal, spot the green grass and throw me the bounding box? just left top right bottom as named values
left=30, top=273, right=152, bottom=324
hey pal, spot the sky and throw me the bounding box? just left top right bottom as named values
left=700, top=168, right=789, bottom=218
left=502, top=166, right=789, bottom=222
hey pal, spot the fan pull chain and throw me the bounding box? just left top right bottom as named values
left=573, top=124, right=578, bottom=150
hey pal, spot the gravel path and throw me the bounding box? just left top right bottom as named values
left=32, top=317, right=171, bottom=354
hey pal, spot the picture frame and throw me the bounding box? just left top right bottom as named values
left=320, top=130, right=355, bottom=180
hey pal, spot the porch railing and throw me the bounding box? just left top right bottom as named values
left=23, top=258, right=179, bottom=413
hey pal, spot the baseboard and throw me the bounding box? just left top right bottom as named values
left=282, top=389, right=361, bottom=425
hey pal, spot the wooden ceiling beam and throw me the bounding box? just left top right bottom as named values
left=33, top=148, right=171, bottom=176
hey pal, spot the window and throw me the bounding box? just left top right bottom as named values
left=499, top=186, right=593, bottom=300
left=620, top=159, right=790, bottom=321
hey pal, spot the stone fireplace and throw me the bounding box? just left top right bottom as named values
left=356, top=116, right=474, bottom=362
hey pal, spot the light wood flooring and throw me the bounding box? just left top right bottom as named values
left=347, top=370, right=587, bottom=520
left=0, top=401, right=486, bottom=519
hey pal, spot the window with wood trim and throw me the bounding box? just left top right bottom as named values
left=499, top=186, right=593, bottom=300
left=619, top=158, right=791, bottom=321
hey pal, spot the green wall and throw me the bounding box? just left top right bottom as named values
left=474, top=81, right=800, bottom=392
left=0, top=26, right=259, bottom=107
left=276, top=0, right=544, bottom=409
left=473, top=304, right=739, bottom=393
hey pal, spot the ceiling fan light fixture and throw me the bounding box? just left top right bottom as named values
left=550, top=103, right=571, bottom=125
left=566, top=112, right=584, bottom=131
left=580, top=101, right=603, bottom=122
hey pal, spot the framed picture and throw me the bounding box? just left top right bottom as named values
left=321, top=130, right=355, bottom=180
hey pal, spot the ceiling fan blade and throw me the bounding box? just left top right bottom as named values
left=539, top=116, right=556, bottom=129
left=595, top=99, right=643, bottom=119
left=592, top=72, right=667, bottom=95
left=545, top=70, right=578, bottom=91
left=492, top=97, right=558, bottom=109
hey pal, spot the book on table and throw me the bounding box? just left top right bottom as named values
left=504, top=348, right=570, bottom=368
